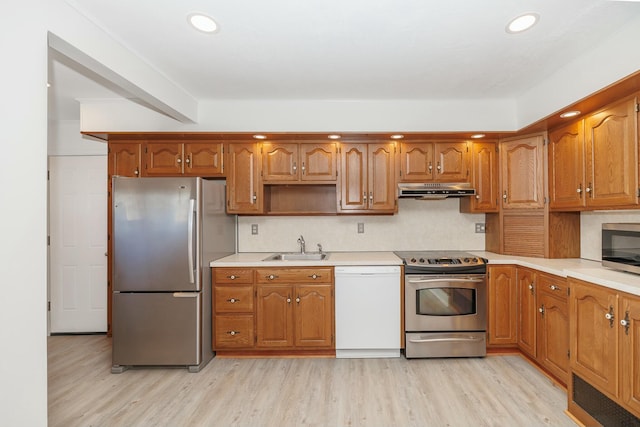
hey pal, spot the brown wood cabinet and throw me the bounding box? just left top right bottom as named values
left=487, top=265, right=518, bottom=347
left=144, top=141, right=224, bottom=176
left=262, top=142, right=337, bottom=182
left=584, top=96, right=639, bottom=208
left=548, top=120, right=585, bottom=210
left=399, top=141, right=469, bottom=182
left=338, top=143, right=396, bottom=213
left=212, top=268, right=255, bottom=350
left=459, top=141, right=499, bottom=213
left=517, top=267, right=537, bottom=358
left=109, top=142, right=142, bottom=178
left=255, top=267, right=334, bottom=350
left=568, top=278, right=640, bottom=420
left=536, top=272, right=569, bottom=384
left=500, top=134, right=545, bottom=209
left=226, top=143, right=263, bottom=214
left=549, top=95, right=639, bottom=211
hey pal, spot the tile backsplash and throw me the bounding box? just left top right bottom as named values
left=237, top=198, right=486, bottom=253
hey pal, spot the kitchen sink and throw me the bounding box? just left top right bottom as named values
left=263, top=252, right=329, bottom=261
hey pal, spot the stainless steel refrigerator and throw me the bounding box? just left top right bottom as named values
left=111, top=177, right=236, bottom=373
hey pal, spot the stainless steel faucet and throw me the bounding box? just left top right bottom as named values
left=297, top=235, right=306, bottom=254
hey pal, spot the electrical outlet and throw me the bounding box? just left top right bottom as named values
left=357, top=223, right=364, bottom=234
left=251, top=224, right=258, bottom=235
left=475, top=223, right=486, bottom=233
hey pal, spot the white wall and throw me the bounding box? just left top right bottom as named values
left=48, top=119, right=106, bottom=156
left=0, top=4, right=48, bottom=426
left=238, top=198, right=485, bottom=253
left=581, top=211, right=640, bottom=262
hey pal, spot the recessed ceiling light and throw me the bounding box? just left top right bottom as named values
left=188, top=13, right=218, bottom=33
left=560, top=110, right=581, bottom=119
left=506, top=13, right=539, bottom=34
left=328, top=134, right=341, bottom=140
left=390, top=134, right=404, bottom=140
left=253, top=134, right=267, bottom=140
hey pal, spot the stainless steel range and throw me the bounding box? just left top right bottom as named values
left=395, top=251, right=487, bottom=359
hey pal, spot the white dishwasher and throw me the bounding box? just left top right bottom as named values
left=335, top=265, right=401, bottom=358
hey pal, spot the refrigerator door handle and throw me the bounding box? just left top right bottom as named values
left=173, top=292, right=198, bottom=298
left=188, top=198, right=196, bottom=284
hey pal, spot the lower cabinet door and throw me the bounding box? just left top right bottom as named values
left=256, top=285, right=294, bottom=347
left=537, top=292, right=569, bottom=383
left=294, top=284, right=333, bottom=347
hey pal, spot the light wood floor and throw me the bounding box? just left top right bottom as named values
left=48, top=335, right=576, bottom=427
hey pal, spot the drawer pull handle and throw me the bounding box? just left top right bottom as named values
left=227, top=275, right=237, bottom=280
left=227, top=298, right=239, bottom=303
left=309, top=274, right=319, bottom=279
left=266, top=274, right=279, bottom=280
left=549, top=285, right=560, bottom=291
left=227, top=330, right=239, bottom=336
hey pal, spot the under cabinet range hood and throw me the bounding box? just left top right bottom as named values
left=397, top=182, right=476, bottom=199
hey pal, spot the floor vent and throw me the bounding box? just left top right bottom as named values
left=573, top=374, right=640, bottom=426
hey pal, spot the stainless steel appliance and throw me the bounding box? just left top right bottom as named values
left=397, top=182, right=476, bottom=199
left=111, top=177, right=236, bottom=373
left=602, top=223, right=640, bottom=275
left=395, top=251, right=487, bottom=358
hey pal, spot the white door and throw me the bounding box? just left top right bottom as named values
left=49, top=156, right=107, bottom=333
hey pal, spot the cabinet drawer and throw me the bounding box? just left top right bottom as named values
left=255, top=267, right=333, bottom=284
left=214, top=268, right=254, bottom=284
left=215, top=315, right=254, bottom=348
left=214, top=286, right=254, bottom=313
left=537, top=273, right=568, bottom=302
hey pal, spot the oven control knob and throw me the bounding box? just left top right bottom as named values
left=464, top=258, right=470, bottom=263
left=419, top=258, right=426, bottom=263
left=410, top=258, right=417, bottom=263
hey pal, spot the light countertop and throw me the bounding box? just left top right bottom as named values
left=472, top=251, right=640, bottom=296
left=210, top=251, right=403, bottom=268
left=210, top=250, right=640, bottom=296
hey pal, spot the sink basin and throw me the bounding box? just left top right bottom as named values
left=263, top=252, right=329, bottom=261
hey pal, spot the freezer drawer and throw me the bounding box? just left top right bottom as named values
left=112, top=292, right=203, bottom=370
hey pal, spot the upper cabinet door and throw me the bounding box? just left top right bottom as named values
left=368, top=143, right=396, bottom=212
left=339, top=143, right=367, bottom=211
left=300, top=143, right=337, bottom=181
left=548, top=121, right=586, bottom=210
left=399, top=142, right=434, bottom=181
left=434, top=142, right=469, bottom=182
left=227, top=143, right=263, bottom=214
left=183, top=142, right=224, bottom=176
left=585, top=96, right=639, bottom=208
left=500, top=134, right=545, bottom=209
left=144, top=142, right=184, bottom=176
left=109, top=142, right=141, bottom=178
left=262, top=142, right=299, bottom=182
left=469, top=141, right=498, bottom=212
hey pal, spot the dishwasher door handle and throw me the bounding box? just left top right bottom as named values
left=408, top=278, right=484, bottom=284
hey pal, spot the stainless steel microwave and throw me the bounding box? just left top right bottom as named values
left=602, top=223, right=640, bottom=275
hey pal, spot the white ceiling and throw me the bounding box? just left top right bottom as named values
left=49, top=0, right=640, bottom=121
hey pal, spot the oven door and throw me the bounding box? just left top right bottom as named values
left=405, top=275, right=486, bottom=332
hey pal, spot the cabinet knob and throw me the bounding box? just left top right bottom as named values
left=436, top=162, right=441, bottom=172
left=428, top=162, right=433, bottom=172
left=502, top=191, right=508, bottom=201
left=267, top=274, right=278, bottom=280
left=528, top=283, right=534, bottom=294
left=539, top=305, right=545, bottom=315
left=475, top=195, right=480, bottom=200
left=585, top=183, right=592, bottom=198
left=185, top=155, right=191, bottom=165
left=287, top=297, right=291, bottom=303
left=227, top=298, right=239, bottom=304
left=621, top=311, right=630, bottom=335
left=309, top=274, right=318, bottom=279
left=227, top=330, right=239, bottom=336
left=177, top=157, right=182, bottom=164
left=605, top=306, right=615, bottom=327
left=293, top=162, right=297, bottom=172
left=549, top=285, right=560, bottom=291
left=134, top=168, right=139, bottom=176
left=296, top=297, right=301, bottom=304
left=577, top=184, right=582, bottom=194
left=228, top=275, right=237, bottom=280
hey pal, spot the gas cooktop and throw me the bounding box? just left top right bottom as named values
left=394, top=251, right=487, bottom=274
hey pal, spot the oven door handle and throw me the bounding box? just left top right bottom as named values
left=408, top=336, right=484, bottom=343
left=407, top=278, right=484, bottom=284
